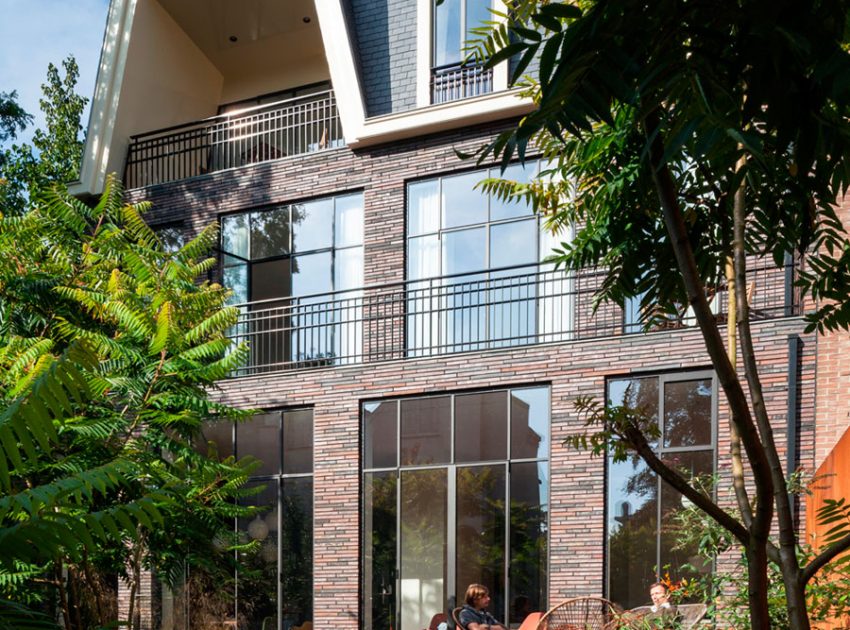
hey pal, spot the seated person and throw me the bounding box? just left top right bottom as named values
left=459, top=584, right=507, bottom=630
left=643, top=582, right=681, bottom=628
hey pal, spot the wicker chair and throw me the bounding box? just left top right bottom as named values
left=452, top=607, right=467, bottom=630
left=536, top=597, right=622, bottom=630
left=624, top=603, right=707, bottom=629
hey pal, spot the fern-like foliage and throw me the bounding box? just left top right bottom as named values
left=0, top=175, right=256, bottom=628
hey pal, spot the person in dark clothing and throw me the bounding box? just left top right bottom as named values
left=459, top=584, right=507, bottom=630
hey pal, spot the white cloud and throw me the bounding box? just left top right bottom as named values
left=0, top=0, right=110, bottom=146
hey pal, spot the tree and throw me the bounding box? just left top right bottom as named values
left=0, top=56, right=87, bottom=215
left=0, top=178, right=257, bottom=629
left=470, top=1, right=850, bottom=628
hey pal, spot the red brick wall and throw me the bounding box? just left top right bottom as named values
left=123, top=123, right=817, bottom=629
left=813, top=198, right=850, bottom=467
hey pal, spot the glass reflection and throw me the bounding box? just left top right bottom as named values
left=456, top=465, right=506, bottom=622
left=222, top=214, right=249, bottom=258
left=607, top=456, right=658, bottom=610
left=250, top=207, right=290, bottom=259
left=509, top=462, right=547, bottom=624
left=237, top=481, right=278, bottom=630
left=283, top=410, right=313, bottom=474
left=281, top=477, right=313, bottom=629
left=408, top=180, right=440, bottom=237
left=401, top=469, right=447, bottom=630
left=364, top=472, right=398, bottom=630
left=400, top=397, right=451, bottom=465
left=510, top=388, right=549, bottom=460
left=608, top=377, right=659, bottom=449
left=237, top=413, right=280, bottom=477
left=293, top=199, right=333, bottom=252
left=663, top=379, right=712, bottom=448
left=455, top=391, right=507, bottom=462
left=335, top=193, right=364, bottom=248
left=489, top=163, right=534, bottom=221
left=365, top=401, right=398, bottom=469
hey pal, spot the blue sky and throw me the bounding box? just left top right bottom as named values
left=0, top=0, right=110, bottom=146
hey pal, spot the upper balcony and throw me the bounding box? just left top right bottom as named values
left=124, top=88, right=343, bottom=188
left=224, top=259, right=801, bottom=378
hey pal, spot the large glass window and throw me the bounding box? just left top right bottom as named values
left=406, top=163, right=571, bottom=354
left=363, top=387, right=549, bottom=630
left=221, top=194, right=364, bottom=368
left=605, top=373, right=716, bottom=610
left=234, top=410, right=314, bottom=630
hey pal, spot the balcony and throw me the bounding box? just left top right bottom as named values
left=224, top=261, right=800, bottom=378
left=431, top=62, right=494, bottom=104
left=124, top=90, right=343, bottom=189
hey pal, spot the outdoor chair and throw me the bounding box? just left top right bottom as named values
left=536, top=596, right=621, bottom=630
left=452, top=607, right=467, bottom=630
left=624, top=603, right=707, bottom=629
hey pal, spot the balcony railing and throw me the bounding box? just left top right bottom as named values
left=431, top=62, right=493, bottom=104
left=225, top=261, right=800, bottom=377
left=124, top=90, right=343, bottom=188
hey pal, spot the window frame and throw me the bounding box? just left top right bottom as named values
left=361, top=386, right=551, bottom=630
left=603, top=370, right=718, bottom=608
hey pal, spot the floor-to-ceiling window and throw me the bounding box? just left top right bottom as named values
left=406, top=162, right=571, bottom=355
left=185, top=410, right=314, bottom=630
left=220, top=193, right=363, bottom=369
left=605, top=372, right=716, bottom=610
left=363, top=387, right=549, bottom=630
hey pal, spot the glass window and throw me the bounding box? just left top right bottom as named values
left=220, top=193, right=364, bottom=369
left=433, top=0, right=491, bottom=67
left=363, top=387, right=549, bottom=630
left=226, top=409, right=314, bottom=630
left=605, top=373, right=715, bottom=610
left=405, top=162, right=574, bottom=353
left=455, top=391, right=507, bottom=462
left=400, top=397, right=451, bottom=466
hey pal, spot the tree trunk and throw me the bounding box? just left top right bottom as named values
left=746, top=542, right=773, bottom=630
left=783, top=571, right=811, bottom=630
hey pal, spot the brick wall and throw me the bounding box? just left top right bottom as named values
left=124, top=123, right=816, bottom=629
left=349, top=0, right=418, bottom=117
left=813, top=198, right=850, bottom=467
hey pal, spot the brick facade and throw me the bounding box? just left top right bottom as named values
left=121, top=122, right=818, bottom=629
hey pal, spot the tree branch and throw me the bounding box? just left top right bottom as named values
left=801, top=532, right=850, bottom=584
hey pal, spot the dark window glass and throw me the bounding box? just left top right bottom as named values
left=663, top=379, right=712, bottom=448
left=364, top=401, right=398, bottom=469
left=237, top=481, right=278, bottom=629
left=400, top=468, right=447, bottom=630
left=510, top=388, right=549, bottom=460
left=237, top=413, right=280, bottom=477
left=509, top=461, right=548, bottom=623
left=251, top=258, right=292, bottom=303
left=364, top=472, right=398, bottom=630
left=281, top=477, right=313, bottom=627
left=363, top=387, right=549, bottom=629
left=607, top=456, right=658, bottom=610
left=251, top=207, right=290, bottom=259
left=455, top=464, right=506, bottom=617
left=606, top=375, right=715, bottom=610
left=400, top=397, right=451, bottom=465
left=196, top=421, right=234, bottom=459
left=455, top=391, right=507, bottom=462
left=283, top=409, right=313, bottom=474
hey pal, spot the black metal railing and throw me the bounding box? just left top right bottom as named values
left=124, top=90, right=343, bottom=188
left=224, top=261, right=800, bottom=377
left=431, top=62, right=493, bottom=104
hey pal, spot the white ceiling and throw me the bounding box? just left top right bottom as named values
left=158, top=0, right=321, bottom=66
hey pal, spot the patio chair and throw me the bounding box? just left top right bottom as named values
left=536, top=596, right=621, bottom=630
left=452, top=607, right=467, bottom=630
